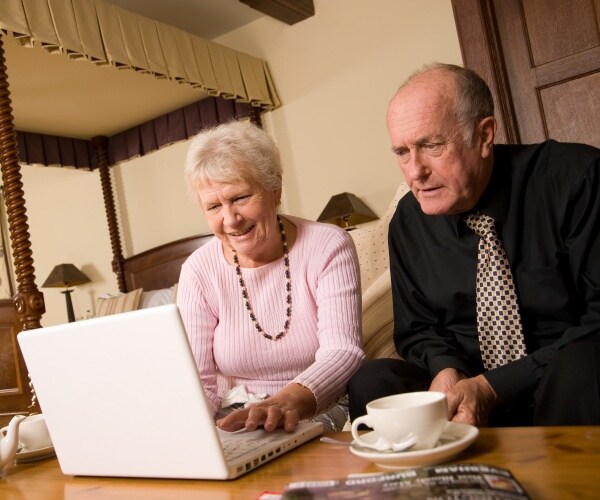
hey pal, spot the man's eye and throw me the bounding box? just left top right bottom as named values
left=234, top=195, right=251, bottom=202
left=423, top=143, right=445, bottom=154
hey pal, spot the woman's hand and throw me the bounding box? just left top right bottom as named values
left=217, top=383, right=316, bottom=433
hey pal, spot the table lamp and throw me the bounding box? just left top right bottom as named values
left=42, top=263, right=91, bottom=322
left=317, top=192, right=378, bottom=230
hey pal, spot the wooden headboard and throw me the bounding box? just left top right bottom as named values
left=122, top=233, right=213, bottom=292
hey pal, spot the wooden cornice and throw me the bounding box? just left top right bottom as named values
left=240, top=0, right=315, bottom=25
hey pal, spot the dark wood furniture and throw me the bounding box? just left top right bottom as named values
left=2, top=426, right=599, bottom=498
left=452, top=0, right=600, bottom=148
left=122, top=233, right=213, bottom=292
left=0, top=300, right=31, bottom=422
left=240, top=0, right=315, bottom=25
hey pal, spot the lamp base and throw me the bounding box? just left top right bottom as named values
left=61, top=289, right=75, bottom=323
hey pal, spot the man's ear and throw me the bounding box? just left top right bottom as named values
left=479, top=116, right=496, bottom=159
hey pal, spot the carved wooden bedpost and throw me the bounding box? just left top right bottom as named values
left=92, top=136, right=126, bottom=293
left=0, top=35, right=45, bottom=330
left=250, top=107, right=262, bottom=127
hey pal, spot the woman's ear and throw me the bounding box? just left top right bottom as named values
left=275, top=188, right=282, bottom=206
left=479, top=116, right=496, bottom=159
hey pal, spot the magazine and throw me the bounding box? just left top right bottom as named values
left=282, top=463, right=530, bottom=499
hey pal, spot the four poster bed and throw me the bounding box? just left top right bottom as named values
left=122, top=233, right=214, bottom=294
left=0, top=1, right=400, bottom=428
left=0, top=0, right=281, bottom=423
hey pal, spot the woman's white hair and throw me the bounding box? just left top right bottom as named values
left=184, top=120, right=282, bottom=204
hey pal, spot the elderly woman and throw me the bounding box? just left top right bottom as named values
left=177, top=121, right=365, bottom=433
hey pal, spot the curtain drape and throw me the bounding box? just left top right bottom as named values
left=16, top=96, right=255, bottom=169
left=0, top=0, right=281, bottom=110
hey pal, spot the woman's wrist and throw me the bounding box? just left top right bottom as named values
left=287, top=382, right=317, bottom=418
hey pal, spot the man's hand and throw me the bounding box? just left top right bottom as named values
left=216, top=383, right=316, bottom=433
left=429, top=369, right=499, bottom=426
left=429, top=367, right=465, bottom=393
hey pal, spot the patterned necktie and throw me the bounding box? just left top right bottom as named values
left=464, top=212, right=527, bottom=369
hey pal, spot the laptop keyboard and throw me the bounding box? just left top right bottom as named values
left=221, top=436, right=277, bottom=461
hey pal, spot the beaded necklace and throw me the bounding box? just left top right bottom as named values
left=232, top=215, right=291, bottom=341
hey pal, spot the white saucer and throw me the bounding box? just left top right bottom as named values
left=15, top=445, right=56, bottom=463
left=350, top=421, right=479, bottom=469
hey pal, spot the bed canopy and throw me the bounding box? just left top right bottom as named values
left=0, top=0, right=284, bottom=421
left=0, top=0, right=281, bottom=333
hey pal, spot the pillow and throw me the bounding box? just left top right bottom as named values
left=361, top=270, right=398, bottom=360
left=140, top=286, right=174, bottom=309
left=95, top=288, right=143, bottom=317
left=350, top=182, right=410, bottom=289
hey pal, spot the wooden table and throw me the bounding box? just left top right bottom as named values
left=2, top=426, right=599, bottom=499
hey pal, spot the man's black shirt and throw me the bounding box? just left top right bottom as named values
left=389, top=140, right=600, bottom=404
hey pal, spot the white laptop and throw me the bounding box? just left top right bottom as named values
left=17, top=304, right=323, bottom=480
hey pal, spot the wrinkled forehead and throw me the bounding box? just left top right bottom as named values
left=387, top=88, right=459, bottom=145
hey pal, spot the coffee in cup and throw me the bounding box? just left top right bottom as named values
left=351, top=391, right=448, bottom=451
left=0, top=413, right=52, bottom=451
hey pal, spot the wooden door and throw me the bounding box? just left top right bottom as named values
left=452, top=0, right=600, bottom=147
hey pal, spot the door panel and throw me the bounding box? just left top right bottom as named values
left=452, top=0, right=600, bottom=147
left=522, top=0, right=599, bottom=66
left=540, top=73, right=600, bottom=145
left=494, top=0, right=600, bottom=145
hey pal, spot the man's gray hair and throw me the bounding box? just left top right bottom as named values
left=184, top=120, right=282, bottom=204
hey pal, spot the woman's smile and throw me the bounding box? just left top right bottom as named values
left=228, top=224, right=255, bottom=238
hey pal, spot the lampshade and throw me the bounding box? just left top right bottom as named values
left=317, top=192, right=378, bottom=230
left=42, top=264, right=91, bottom=288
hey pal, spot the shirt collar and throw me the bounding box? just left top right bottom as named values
left=455, top=146, right=511, bottom=236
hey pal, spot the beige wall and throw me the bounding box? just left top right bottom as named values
left=19, top=0, right=461, bottom=326
left=218, top=0, right=462, bottom=220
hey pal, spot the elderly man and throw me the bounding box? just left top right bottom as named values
left=348, top=63, right=600, bottom=426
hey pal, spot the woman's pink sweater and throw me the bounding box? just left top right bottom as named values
left=177, top=215, right=365, bottom=415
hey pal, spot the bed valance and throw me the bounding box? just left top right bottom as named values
left=0, top=0, right=281, bottom=110
left=16, top=96, right=256, bottom=169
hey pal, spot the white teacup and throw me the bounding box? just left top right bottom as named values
left=0, top=413, right=52, bottom=452
left=351, top=391, right=448, bottom=451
